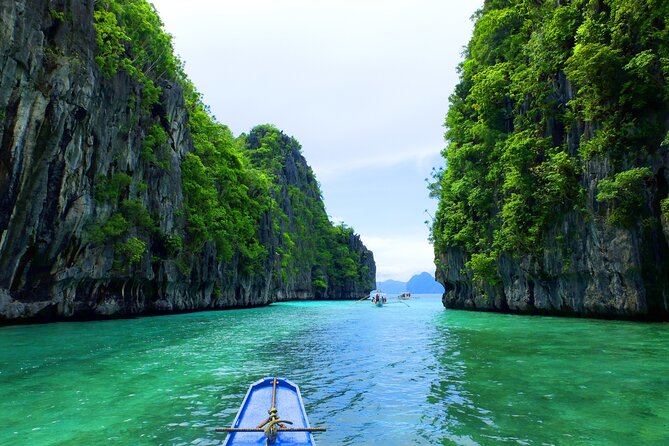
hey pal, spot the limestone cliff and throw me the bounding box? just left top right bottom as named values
left=0, top=0, right=375, bottom=323
left=432, top=0, right=669, bottom=320
left=245, top=125, right=376, bottom=301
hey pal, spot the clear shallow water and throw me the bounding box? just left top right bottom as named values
left=1, top=295, right=668, bottom=446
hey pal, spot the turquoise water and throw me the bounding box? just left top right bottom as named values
left=1, top=295, right=668, bottom=445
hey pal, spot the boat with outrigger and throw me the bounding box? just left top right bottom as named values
left=397, top=292, right=411, bottom=300
left=216, top=377, right=326, bottom=445
left=370, top=290, right=387, bottom=307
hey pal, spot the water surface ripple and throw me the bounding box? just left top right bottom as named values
left=1, top=296, right=668, bottom=445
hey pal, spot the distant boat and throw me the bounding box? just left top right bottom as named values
left=216, top=377, right=325, bottom=445
left=397, top=292, right=411, bottom=300
left=370, top=290, right=387, bottom=307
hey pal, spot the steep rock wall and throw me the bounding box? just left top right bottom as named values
left=246, top=126, right=376, bottom=302
left=433, top=0, right=669, bottom=320
left=437, top=177, right=669, bottom=319
left=0, top=0, right=375, bottom=323
left=438, top=92, right=669, bottom=319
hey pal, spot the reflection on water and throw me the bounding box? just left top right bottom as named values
left=426, top=310, right=669, bottom=445
left=1, top=296, right=668, bottom=445
left=422, top=317, right=485, bottom=446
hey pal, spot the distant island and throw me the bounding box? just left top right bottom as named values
left=377, top=272, right=445, bottom=294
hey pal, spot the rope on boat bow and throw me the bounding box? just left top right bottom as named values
left=215, top=377, right=326, bottom=445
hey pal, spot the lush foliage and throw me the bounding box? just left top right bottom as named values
left=93, top=0, right=181, bottom=109
left=90, top=0, right=177, bottom=267
left=141, top=122, right=169, bottom=169
left=94, top=172, right=132, bottom=202
left=181, top=92, right=270, bottom=272
left=88, top=185, right=158, bottom=267
left=244, top=126, right=371, bottom=292
left=432, top=0, right=669, bottom=280
left=596, top=167, right=653, bottom=226
left=92, top=0, right=268, bottom=273
left=90, top=0, right=371, bottom=290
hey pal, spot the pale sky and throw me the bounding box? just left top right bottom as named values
left=150, top=0, right=481, bottom=281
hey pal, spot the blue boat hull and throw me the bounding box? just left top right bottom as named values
left=222, top=377, right=316, bottom=446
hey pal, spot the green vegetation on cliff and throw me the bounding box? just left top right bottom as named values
left=431, top=0, right=669, bottom=284
left=93, top=0, right=177, bottom=109
left=244, top=125, right=373, bottom=294
left=180, top=96, right=270, bottom=274
left=91, top=0, right=372, bottom=293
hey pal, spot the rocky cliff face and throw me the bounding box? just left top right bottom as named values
left=437, top=173, right=669, bottom=320
left=0, top=0, right=375, bottom=324
left=246, top=126, right=376, bottom=302
left=325, top=232, right=375, bottom=299
left=437, top=90, right=669, bottom=322
left=433, top=0, right=669, bottom=320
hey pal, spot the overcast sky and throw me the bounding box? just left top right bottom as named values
left=150, top=0, right=481, bottom=282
